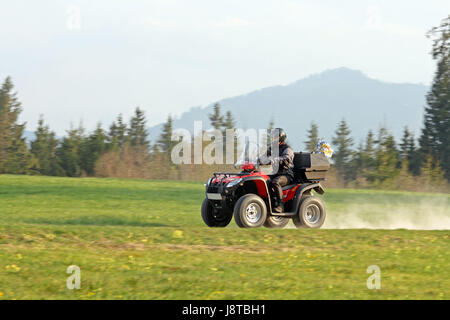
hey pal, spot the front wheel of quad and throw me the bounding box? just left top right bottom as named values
left=201, top=199, right=232, bottom=227
left=264, top=215, right=290, bottom=228
left=293, top=196, right=326, bottom=229
left=233, top=194, right=267, bottom=228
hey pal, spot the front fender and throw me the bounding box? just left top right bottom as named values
left=234, top=177, right=272, bottom=211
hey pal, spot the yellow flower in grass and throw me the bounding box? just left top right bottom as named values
left=5, top=265, right=21, bottom=272
left=172, top=230, right=183, bottom=239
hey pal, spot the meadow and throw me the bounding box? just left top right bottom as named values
left=0, top=175, right=448, bottom=299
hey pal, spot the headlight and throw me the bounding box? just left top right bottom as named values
left=227, top=178, right=242, bottom=188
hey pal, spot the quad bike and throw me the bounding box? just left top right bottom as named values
left=201, top=151, right=330, bottom=229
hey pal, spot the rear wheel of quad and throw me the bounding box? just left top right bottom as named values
left=293, top=196, right=326, bottom=229
left=233, top=194, right=267, bottom=228
left=264, top=215, right=290, bottom=228
left=201, top=199, right=232, bottom=227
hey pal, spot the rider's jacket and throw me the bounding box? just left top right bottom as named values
left=261, top=143, right=294, bottom=179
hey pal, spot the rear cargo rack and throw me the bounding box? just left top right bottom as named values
left=293, top=152, right=330, bottom=182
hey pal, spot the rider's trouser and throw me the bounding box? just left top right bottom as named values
left=270, top=175, right=291, bottom=205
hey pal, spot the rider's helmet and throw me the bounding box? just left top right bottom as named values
left=271, top=128, right=287, bottom=144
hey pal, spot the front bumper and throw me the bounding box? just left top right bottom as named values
left=205, top=179, right=242, bottom=211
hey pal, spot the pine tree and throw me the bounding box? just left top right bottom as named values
left=222, top=111, right=235, bottom=132
left=208, top=103, right=224, bottom=131
left=361, top=130, right=377, bottom=183
left=221, top=111, right=236, bottom=161
left=31, top=115, right=63, bottom=176
left=353, top=142, right=364, bottom=172
left=400, top=127, right=420, bottom=175
left=420, top=15, right=450, bottom=179
left=304, top=122, right=319, bottom=152
left=407, top=133, right=421, bottom=176
left=107, top=114, right=128, bottom=151
left=128, top=107, right=150, bottom=153
left=57, top=124, right=84, bottom=177
left=332, top=119, right=354, bottom=185
left=79, top=123, right=107, bottom=175
left=364, top=130, right=375, bottom=157
left=108, top=121, right=119, bottom=150
left=0, top=77, right=34, bottom=174
left=6, top=127, right=36, bottom=174
left=400, top=127, right=412, bottom=161
left=157, top=115, right=175, bottom=154
left=373, top=127, right=400, bottom=184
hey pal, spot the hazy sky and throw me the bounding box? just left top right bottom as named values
left=0, top=0, right=448, bottom=134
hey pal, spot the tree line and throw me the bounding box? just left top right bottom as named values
left=303, top=119, right=447, bottom=191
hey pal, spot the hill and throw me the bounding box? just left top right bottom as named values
left=150, top=68, right=428, bottom=150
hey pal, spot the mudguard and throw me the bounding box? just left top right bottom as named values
left=271, top=182, right=324, bottom=216
left=239, top=176, right=273, bottom=210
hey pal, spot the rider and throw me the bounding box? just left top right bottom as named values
left=258, top=128, right=294, bottom=213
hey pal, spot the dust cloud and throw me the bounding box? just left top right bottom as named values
left=323, top=198, right=450, bottom=230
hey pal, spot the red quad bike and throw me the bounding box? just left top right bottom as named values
left=201, top=152, right=330, bottom=228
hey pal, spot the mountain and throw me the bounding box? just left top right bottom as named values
left=156, top=67, right=429, bottom=150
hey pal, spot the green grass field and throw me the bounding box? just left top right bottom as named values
left=0, top=175, right=448, bottom=300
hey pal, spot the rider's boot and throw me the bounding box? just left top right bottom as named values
left=273, top=198, right=284, bottom=213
